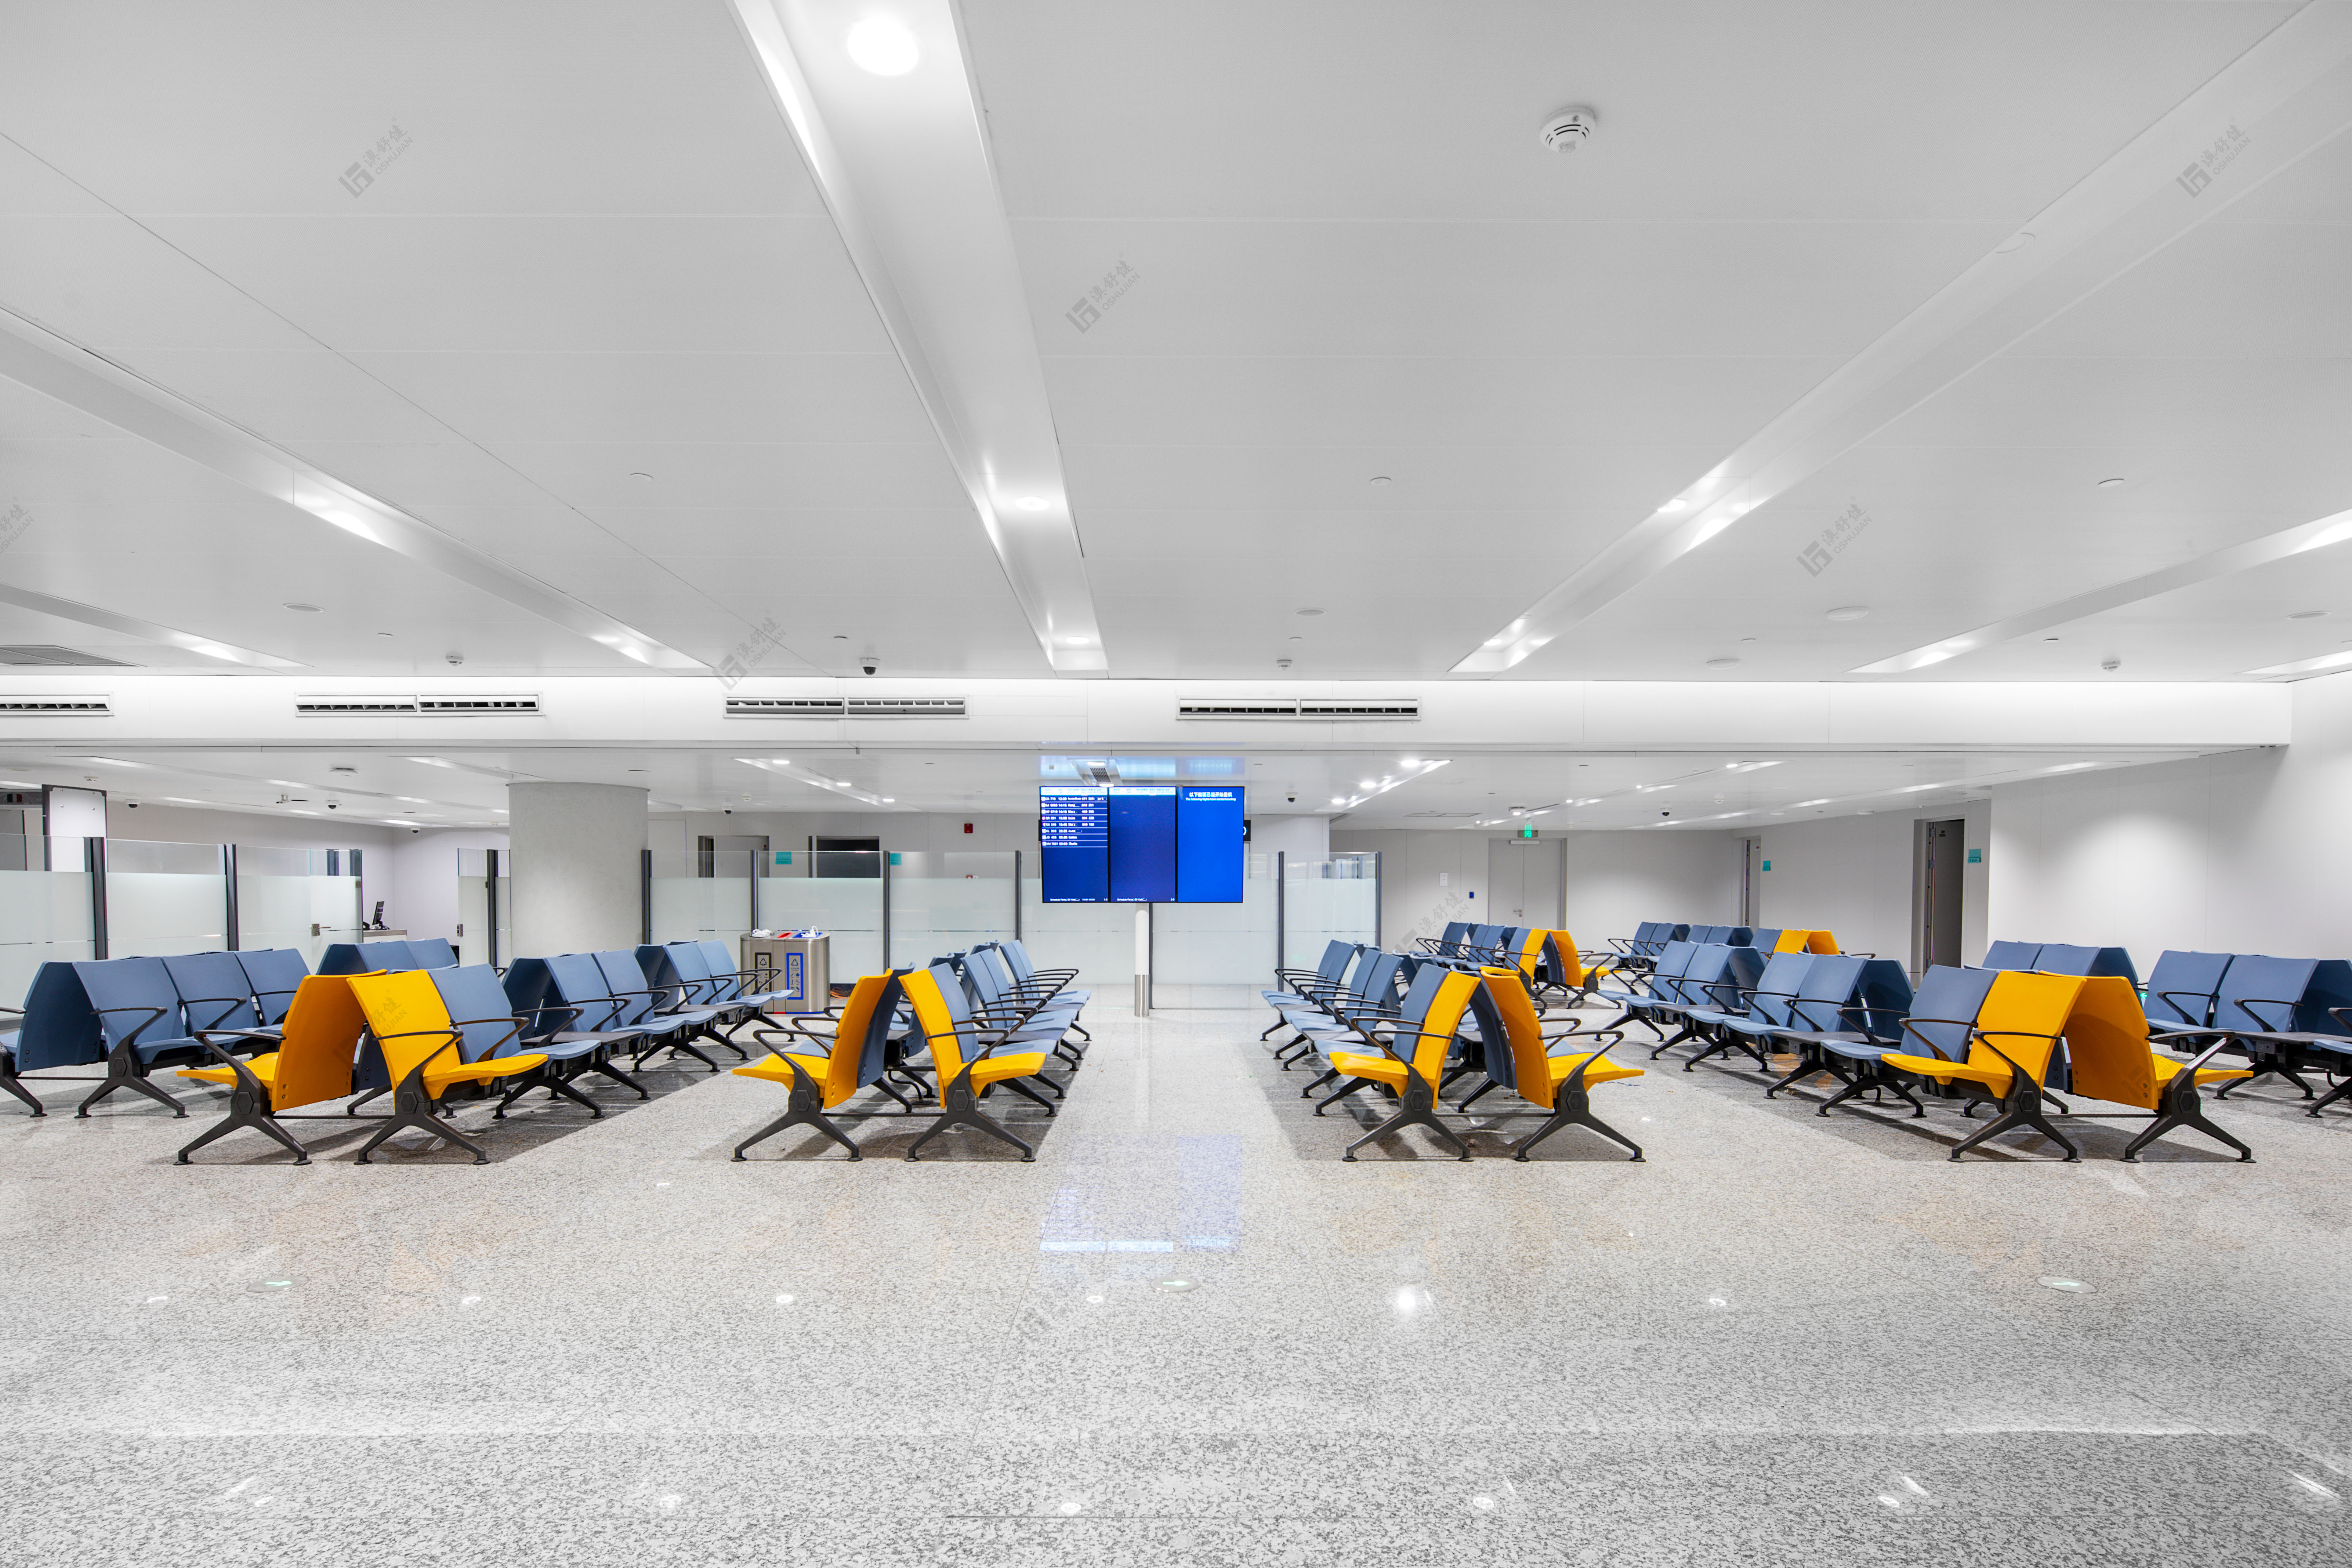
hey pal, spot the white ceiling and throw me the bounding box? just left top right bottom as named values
left=0, top=1, right=2344, bottom=839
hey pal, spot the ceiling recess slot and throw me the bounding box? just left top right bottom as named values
left=296, top=695, right=541, bottom=716
left=1179, top=698, right=1419, bottom=721
left=725, top=697, right=965, bottom=718
left=0, top=645, right=136, bottom=667
left=417, top=695, right=541, bottom=716
left=296, top=696, right=421, bottom=715
left=0, top=696, right=112, bottom=716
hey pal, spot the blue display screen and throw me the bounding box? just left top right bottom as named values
left=1176, top=786, right=1246, bottom=902
left=1107, top=787, right=1178, bottom=902
left=1039, top=786, right=1109, bottom=902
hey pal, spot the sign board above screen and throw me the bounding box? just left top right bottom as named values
left=1039, top=785, right=1244, bottom=903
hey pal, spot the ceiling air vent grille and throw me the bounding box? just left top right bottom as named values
left=1179, top=697, right=1420, bottom=721
left=0, top=695, right=110, bottom=716
left=417, top=695, right=540, bottom=716
left=297, top=696, right=420, bottom=716
left=725, top=697, right=965, bottom=718
left=0, top=645, right=135, bottom=667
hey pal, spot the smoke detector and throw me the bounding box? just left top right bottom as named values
left=1540, top=108, right=1598, bottom=152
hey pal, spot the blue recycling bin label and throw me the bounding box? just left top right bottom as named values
left=783, top=950, right=804, bottom=1002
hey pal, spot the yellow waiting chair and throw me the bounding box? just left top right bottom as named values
left=729, top=972, right=903, bottom=1161
left=1881, top=970, right=2081, bottom=1161
left=900, top=963, right=1056, bottom=1162
left=1319, top=967, right=1481, bottom=1162
left=1775, top=929, right=1841, bottom=954
left=345, top=970, right=548, bottom=1165
left=1477, top=967, right=1646, bottom=1161
left=173, top=974, right=370, bottom=1166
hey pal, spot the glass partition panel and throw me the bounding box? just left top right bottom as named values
left=1022, top=881, right=1137, bottom=998
left=1283, top=854, right=1380, bottom=963
left=1152, top=861, right=1280, bottom=1008
left=236, top=845, right=361, bottom=968
left=107, top=839, right=227, bottom=959
left=456, top=849, right=489, bottom=966
left=649, top=850, right=754, bottom=955
left=0, top=836, right=94, bottom=1003
left=888, top=852, right=1016, bottom=969
left=757, top=850, right=884, bottom=978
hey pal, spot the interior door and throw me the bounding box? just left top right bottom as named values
left=1486, top=838, right=1564, bottom=927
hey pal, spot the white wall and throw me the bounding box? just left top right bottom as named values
left=1333, top=826, right=1743, bottom=953
left=381, top=828, right=510, bottom=949
left=509, top=783, right=647, bottom=957
left=1756, top=802, right=1990, bottom=967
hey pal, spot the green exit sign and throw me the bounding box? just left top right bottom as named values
left=1516, top=824, right=1538, bottom=839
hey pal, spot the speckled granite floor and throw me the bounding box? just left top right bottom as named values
left=2, top=1005, right=2347, bottom=1566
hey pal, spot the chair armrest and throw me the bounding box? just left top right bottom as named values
left=1896, top=1014, right=1984, bottom=1060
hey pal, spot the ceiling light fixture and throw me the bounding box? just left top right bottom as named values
left=1790, top=798, right=1831, bottom=808
left=2098, top=477, right=2126, bottom=489
left=1660, top=499, right=1688, bottom=513
left=1826, top=605, right=1870, bottom=622
left=845, top=16, right=920, bottom=75
left=1015, top=497, right=1050, bottom=512
left=2288, top=609, right=2326, bottom=620
left=1706, top=656, right=1741, bottom=668
left=1296, top=607, right=1324, bottom=618
left=2047, top=762, right=2097, bottom=772
left=2248, top=649, right=2352, bottom=678
left=283, top=602, right=322, bottom=613
left=1330, top=796, right=1346, bottom=805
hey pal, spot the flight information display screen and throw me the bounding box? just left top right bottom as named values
left=1176, top=786, right=1246, bottom=902
left=1039, top=786, right=1109, bottom=902
left=1107, top=786, right=1178, bottom=902
left=1037, top=784, right=1245, bottom=903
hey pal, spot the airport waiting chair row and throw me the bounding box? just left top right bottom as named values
left=318, top=937, right=459, bottom=975
left=729, top=939, right=1084, bottom=1163
left=2134, top=949, right=2352, bottom=1114
left=0, top=948, right=322, bottom=1119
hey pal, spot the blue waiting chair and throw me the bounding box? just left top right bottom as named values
left=1648, top=944, right=1768, bottom=1065
left=234, top=948, right=312, bottom=1027
left=2172, top=955, right=2352, bottom=1101
left=72, top=956, right=272, bottom=1118
left=594, top=949, right=723, bottom=1072
left=162, top=951, right=279, bottom=1049
left=1980, top=941, right=2043, bottom=971
left=1763, top=957, right=1935, bottom=1112
left=2030, top=944, right=2139, bottom=986
left=407, top=936, right=460, bottom=969
left=320, top=939, right=417, bottom=975
left=1686, top=950, right=1814, bottom=1064
left=433, top=963, right=646, bottom=1118
left=2141, top=950, right=2235, bottom=1039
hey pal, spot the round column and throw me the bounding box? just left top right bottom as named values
left=507, top=782, right=646, bottom=959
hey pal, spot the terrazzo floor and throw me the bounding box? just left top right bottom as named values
left=3, top=1003, right=2349, bottom=1566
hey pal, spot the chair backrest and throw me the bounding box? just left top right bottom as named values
left=1647, top=941, right=1700, bottom=990
left=1340, top=953, right=1405, bottom=1019
left=2211, top=949, right=2324, bottom=1034
left=13, top=962, right=105, bottom=1070
left=595, top=950, right=656, bottom=1025
left=1743, top=952, right=1816, bottom=1027
left=961, top=947, right=1012, bottom=1012
left=1510, top=928, right=1548, bottom=978
left=1477, top=966, right=1551, bottom=1099
left=903, top=963, right=983, bottom=1081
left=2030, top=943, right=2139, bottom=987
left=1540, top=929, right=1582, bottom=987
left=800, top=972, right=899, bottom=1103
left=1438, top=921, right=1473, bottom=949
left=1687, top=925, right=1723, bottom=944
left=635, top=942, right=686, bottom=1006
left=1897, top=964, right=2001, bottom=1060
left=660, top=941, right=715, bottom=989
left=1685, top=942, right=1766, bottom=1009
left=1630, top=920, right=1663, bottom=947
left=161, top=951, right=261, bottom=1035
left=544, top=952, right=623, bottom=1029
left=73, top=957, right=191, bottom=1052
left=1781, top=954, right=1867, bottom=1032
left=695, top=941, right=744, bottom=999
left=1961, top=970, right=2081, bottom=1089
left=1748, top=928, right=1782, bottom=952
left=428, top=965, right=527, bottom=1062
left=346, top=970, right=460, bottom=1085
left=265, top=974, right=369, bottom=1111
left=1722, top=926, right=1754, bottom=946
left=234, top=948, right=311, bottom=1025
left=358, top=939, right=417, bottom=971
left=1980, top=940, right=2042, bottom=971
left=1400, top=969, right=1480, bottom=1087
left=1470, top=924, right=1507, bottom=955
left=407, top=937, right=459, bottom=969
left=2143, top=949, right=2233, bottom=1029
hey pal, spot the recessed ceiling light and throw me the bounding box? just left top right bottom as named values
left=2047, top=763, right=2097, bottom=772
left=1706, top=656, right=1741, bottom=668
left=2098, top=477, right=2126, bottom=489
left=2288, top=609, right=2326, bottom=620
left=845, top=16, right=920, bottom=75
left=881, top=797, right=895, bottom=803
left=1993, top=231, right=2035, bottom=254
left=1825, top=605, right=1870, bottom=622
left=1402, top=757, right=1421, bottom=766
left=1660, top=499, right=1688, bottom=513
left=1016, top=497, right=1050, bottom=512
left=1358, top=778, right=1377, bottom=790
left=283, top=602, right=322, bottom=613
left=629, top=471, right=654, bottom=482
left=1369, top=475, right=1392, bottom=485
left=376, top=631, right=394, bottom=638
left=2043, top=636, right=2062, bottom=642
left=1296, top=607, right=1324, bottom=617
left=836, top=780, right=852, bottom=787
left=1061, top=635, right=1092, bottom=645
left=1739, top=636, right=1756, bottom=643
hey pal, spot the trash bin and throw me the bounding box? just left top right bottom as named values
left=741, top=931, right=830, bottom=1016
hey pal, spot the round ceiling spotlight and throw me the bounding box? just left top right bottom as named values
left=1540, top=106, right=1598, bottom=152
left=1825, top=605, right=1870, bottom=622
left=845, top=17, right=921, bottom=76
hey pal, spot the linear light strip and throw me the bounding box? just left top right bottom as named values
left=1454, top=6, right=2352, bottom=674
left=1856, top=506, right=2352, bottom=673
left=726, top=0, right=1105, bottom=674
left=0, top=306, right=701, bottom=671
left=0, top=582, right=300, bottom=670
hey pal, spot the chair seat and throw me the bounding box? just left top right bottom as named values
left=1546, top=1050, right=1642, bottom=1089
left=1327, top=1050, right=1411, bottom=1090
left=2152, top=1057, right=2253, bottom=1088
left=525, top=1034, right=605, bottom=1062
left=424, top=1052, right=548, bottom=1094
left=969, top=1051, right=1050, bottom=1089
left=1880, top=1051, right=2009, bottom=1094
left=179, top=1053, right=280, bottom=1087
left=734, top=1050, right=860, bottom=1107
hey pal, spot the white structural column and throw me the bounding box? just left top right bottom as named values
left=508, top=783, right=648, bottom=959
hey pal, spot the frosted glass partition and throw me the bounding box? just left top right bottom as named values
left=1283, top=854, right=1380, bottom=964
left=0, top=836, right=94, bottom=1003
left=237, top=846, right=360, bottom=968
left=456, top=850, right=489, bottom=965
left=1153, top=863, right=1280, bottom=1008
left=888, top=852, right=1016, bottom=969
left=650, top=850, right=755, bottom=954
left=757, top=851, right=884, bottom=978
left=107, top=839, right=227, bottom=958
left=1022, top=881, right=1135, bottom=996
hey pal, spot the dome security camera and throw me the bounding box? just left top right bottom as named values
left=326, top=802, right=339, bottom=810
left=445, top=652, right=464, bottom=667
left=1286, top=793, right=1296, bottom=804
left=860, top=659, right=878, bottom=676
left=125, top=801, right=139, bottom=809
left=410, top=827, right=420, bottom=835
left=2101, top=657, right=2121, bottom=672
left=1660, top=810, right=1672, bottom=818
